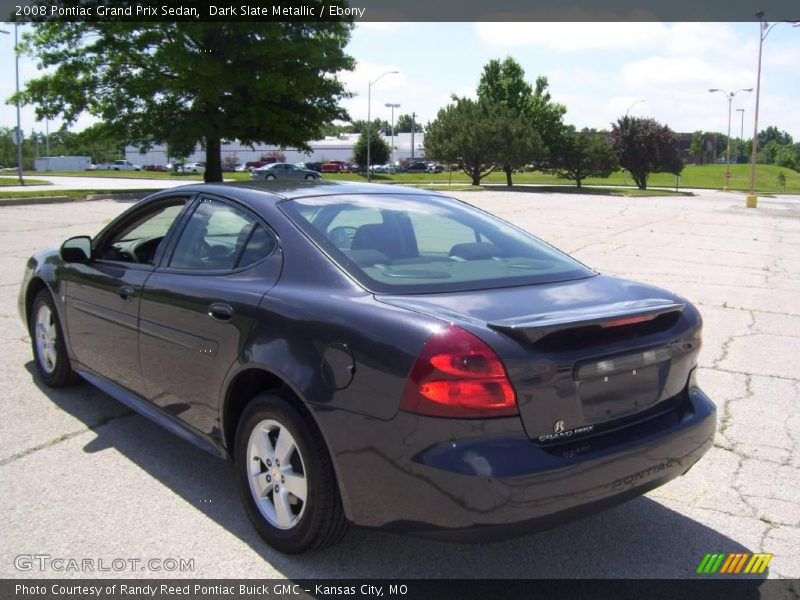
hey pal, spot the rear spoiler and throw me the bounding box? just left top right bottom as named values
left=487, top=298, right=685, bottom=343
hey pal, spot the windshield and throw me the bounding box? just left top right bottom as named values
left=280, top=193, right=594, bottom=293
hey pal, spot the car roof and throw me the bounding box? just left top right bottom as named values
left=150, top=180, right=444, bottom=205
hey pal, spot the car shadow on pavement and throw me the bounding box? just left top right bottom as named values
left=27, top=363, right=755, bottom=579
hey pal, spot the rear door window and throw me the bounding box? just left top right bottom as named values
left=169, top=198, right=276, bottom=271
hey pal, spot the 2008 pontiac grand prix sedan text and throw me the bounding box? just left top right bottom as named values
left=19, top=181, right=716, bottom=554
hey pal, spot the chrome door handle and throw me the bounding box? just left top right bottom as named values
left=118, top=286, right=135, bottom=301
left=208, top=302, right=234, bottom=322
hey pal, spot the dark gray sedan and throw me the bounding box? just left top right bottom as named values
left=18, top=181, right=715, bottom=554
left=250, top=162, right=320, bottom=181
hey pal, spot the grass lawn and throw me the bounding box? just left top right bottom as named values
left=0, top=176, right=51, bottom=186
left=22, top=169, right=206, bottom=180
left=412, top=184, right=691, bottom=197
left=327, top=163, right=800, bottom=194
left=19, top=163, right=799, bottom=194
left=0, top=189, right=163, bottom=201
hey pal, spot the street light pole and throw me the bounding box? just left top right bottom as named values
left=366, top=70, right=398, bottom=182
left=625, top=99, right=646, bottom=115
left=747, top=14, right=799, bottom=208
left=385, top=102, right=400, bottom=166
left=709, top=88, right=752, bottom=192
left=1, top=25, right=23, bottom=185
left=736, top=108, right=745, bottom=160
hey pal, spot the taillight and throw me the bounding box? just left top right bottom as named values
left=400, top=325, right=517, bottom=418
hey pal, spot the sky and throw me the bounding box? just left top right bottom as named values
left=0, top=21, right=798, bottom=141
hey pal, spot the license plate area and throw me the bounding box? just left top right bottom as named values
left=574, top=347, right=672, bottom=424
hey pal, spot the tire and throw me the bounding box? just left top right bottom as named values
left=305, top=174, right=315, bottom=180
left=29, top=289, right=80, bottom=388
left=235, top=393, right=349, bottom=553
left=265, top=174, right=276, bottom=181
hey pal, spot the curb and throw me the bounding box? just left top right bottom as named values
left=1, top=190, right=159, bottom=207
left=0, top=196, right=72, bottom=206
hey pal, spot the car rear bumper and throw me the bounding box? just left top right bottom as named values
left=319, top=385, right=716, bottom=539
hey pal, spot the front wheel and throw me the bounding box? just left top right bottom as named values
left=305, top=174, right=316, bottom=180
left=235, top=394, right=348, bottom=553
left=29, top=290, right=80, bottom=387
left=265, top=174, right=276, bottom=181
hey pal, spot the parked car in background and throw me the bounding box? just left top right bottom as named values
left=427, top=162, right=445, bottom=173
left=144, top=164, right=167, bottom=172
left=177, top=162, right=205, bottom=174
left=19, top=180, right=715, bottom=554
left=96, top=160, right=142, bottom=171
left=251, top=163, right=321, bottom=181
left=321, top=161, right=351, bottom=174
left=297, top=162, right=323, bottom=173
left=405, top=161, right=428, bottom=173
left=246, top=158, right=278, bottom=170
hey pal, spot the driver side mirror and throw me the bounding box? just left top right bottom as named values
left=60, top=236, right=93, bottom=263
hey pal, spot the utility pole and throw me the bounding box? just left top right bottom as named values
left=410, top=112, right=416, bottom=159
left=45, top=119, right=50, bottom=171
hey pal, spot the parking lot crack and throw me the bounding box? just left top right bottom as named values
left=0, top=409, right=135, bottom=467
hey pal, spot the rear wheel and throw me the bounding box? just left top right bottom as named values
left=235, top=393, right=348, bottom=553
left=29, top=289, right=80, bottom=388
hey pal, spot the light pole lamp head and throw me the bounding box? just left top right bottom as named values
left=708, top=88, right=720, bottom=93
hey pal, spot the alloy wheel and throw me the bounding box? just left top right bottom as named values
left=247, top=419, right=308, bottom=530
left=35, top=304, right=57, bottom=374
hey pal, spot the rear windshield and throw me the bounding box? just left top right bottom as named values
left=280, top=193, right=594, bottom=293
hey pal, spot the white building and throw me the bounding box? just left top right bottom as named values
left=125, top=132, right=426, bottom=166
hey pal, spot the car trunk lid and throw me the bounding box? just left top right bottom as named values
left=378, top=275, right=700, bottom=443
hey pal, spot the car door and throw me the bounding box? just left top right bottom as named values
left=283, top=164, right=302, bottom=179
left=138, top=195, right=282, bottom=437
left=63, top=197, right=191, bottom=397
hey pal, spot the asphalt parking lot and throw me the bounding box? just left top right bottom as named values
left=1, top=188, right=798, bottom=579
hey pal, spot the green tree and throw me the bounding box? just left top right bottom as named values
left=319, top=122, right=352, bottom=137
left=774, top=145, right=799, bottom=171
left=688, top=131, right=703, bottom=163
left=349, top=119, right=391, bottom=135
left=758, top=126, right=793, bottom=147
left=610, top=116, right=683, bottom=190
left=549, top=130, right=619, bottom=188
left=394, top=113, right=423, bottom=133
left=352, top=129, right=390, bottom=168
left=477, top=58, right=565, bottom=185
left=16, top=14, right=354, bottom=183
left=425, top=96, right=510, bottom=186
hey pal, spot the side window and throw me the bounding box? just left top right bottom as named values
left=409, top=212, right=480, bottom=255
left=98, top=201, right=186, bottom=265
left=169, top=198, right=275, bottom=271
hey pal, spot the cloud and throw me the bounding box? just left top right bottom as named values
left=476, top=22, right=669, bottom=52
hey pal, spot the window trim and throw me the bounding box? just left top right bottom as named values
left=90, top=194, right=196, bottom=269
left=157, top=193, right=281, bottom=276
